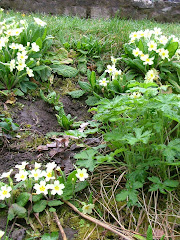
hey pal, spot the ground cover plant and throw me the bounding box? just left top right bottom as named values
left=0, top=8, right=180, bottom=240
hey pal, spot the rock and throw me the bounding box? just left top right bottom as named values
left=0, top=0, right=180, bottom=22
left=11, top=229, right=26, bottom=240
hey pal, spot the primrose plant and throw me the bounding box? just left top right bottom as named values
left=0, top=161, right=90, bottom=235
left=0, top=15, right=53, bottom=93
left=121, top=27, right=180, bottom=92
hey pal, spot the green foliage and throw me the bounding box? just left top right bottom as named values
left=40, top=89, right=75, bottom=130
left=92, top=90, right=180, bottom=205
left=0, top=115, right=19, bottom=136
left=121, top=28, right=180, bottom=93
left=41, top=232, right=59, bottom=240
left=50, top=64, right=78, bottom=78
left=134, top=225, right=165, bottom=240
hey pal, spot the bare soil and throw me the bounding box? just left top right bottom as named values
left=0, top=94, right=92, bottom=239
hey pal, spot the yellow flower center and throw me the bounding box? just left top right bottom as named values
left=47, top=172, right=52, bottom=178
left=79, top=173, right=84, bottom=178
left=2, top=190, right=7, bottom=195
left=34, top=173, right=38, bottom=177
left=20, top=175, right=25, bottom=179
left=40, top=186, right=46, bottom=192
left=54, top=186, right=59, bottom=190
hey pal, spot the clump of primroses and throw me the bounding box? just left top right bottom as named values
left=0, top=161, right=88, bottom=201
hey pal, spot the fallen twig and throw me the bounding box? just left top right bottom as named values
left=53, top=211, right=67, bottom=240
left=63, top=200, right=134, bottom=240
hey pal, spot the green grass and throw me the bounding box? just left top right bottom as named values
left=3, top=10, right=180, bottom=59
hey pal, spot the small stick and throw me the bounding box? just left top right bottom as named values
left=63, top=200, right=133, bottom=240
left=53, top=211, right=67, bottom=240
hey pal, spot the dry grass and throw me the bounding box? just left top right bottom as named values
left=89, top=165, right=180, bottom=239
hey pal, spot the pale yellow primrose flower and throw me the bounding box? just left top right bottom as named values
left=147, top=41, right=157, bottom=51
left=145, top=69, right=159, bottom=83
left=153, top=27, right=162, bottom=36
left=130, top=31, right=140, bottom=40
left=99, top=78, right=109, bottom=87
left=48, top=180, right=65, bottom=195
left=0, top=230, right=5, bottom=238
left=105, top=65, right=116, bottom=74
left=0, top=169, right=13, bottom=179
left=34, top=180, right=49, bottom=195
left=82, top=203, right=94, bottom=214
left=31, top=42, right=40, bottom=52
left=15, top=161, right=28, bottom=170
left=0, top=185, right=12, bottom=200
left=17, top=52, right=28, bottom=62
left=76, top=168, right=88, bottom=181
left=34, top=17, right=47, bottom=27
left=143, top=56, right=154, bottom=66
left=111, top=56, right=117, bottom=65
left=9, top=43, right=18, bottom=50
left=133, top=47, right=142, bottom=57
left=15, top=170, right=28, bottom=182
left=159, top=48, right=169, bottom=60
left=29, top=169, right=43, bottom=181
left=16, top=62, right=27, bottom=71
left=130, top=92, right=141, bottom=99
left=46, top=162, right=57, bottom=171
left=43, top=170, right=55, bottom=181
left=26, top=67, right=34, bottom=77
left=34, top=162, right=41, bottom=170
left=10, top=59, right=16, bottom=72
left=112, top=69, right=122, bottom=80
left=0, top=37, right=6, bottom=49
left=158, top=35, right=168, bottom=45
left=17, top=44, right=26, bottom=52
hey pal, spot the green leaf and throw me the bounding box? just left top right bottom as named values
left=166, top=42, right=178, bottom=58
left=148, top=176, right=161, bottom=184
left=36, top=37, right=43, bottom=49
left=90, top=71, right=96, bottom=89
left=85, top=96, right=100, bottom=106
left=134, top=234, right=146, bottom=240
left=32, top=193, right=43, bottom=202
left=0, top=203, right=6, bottom=208
left=8, top=206, right=15, bottom=221
left=49, top=207, right=56, bottom=212
left=41, top=232, right=59, bottom=240
left=74, top=149, right=98, bottom=172
left=68, top=90, right=85, bottom=98
left=33, top=200, right=47, bottom=213
left=10, top=203, right=27, bottom=219
left=51, top=64, right=78, bottom=77
left=48, top=200, right=63, bottom=207
left=164, top=179, right=179, bottom=188
left=16, top=192, right=30, bottom=207
left=78, top=80, right=92, bottom=92
left=116, top=190, right=129, bottom=201
left=75, top=181, right=89, bottom=193
left=146, top=225, right=153, bottom=240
